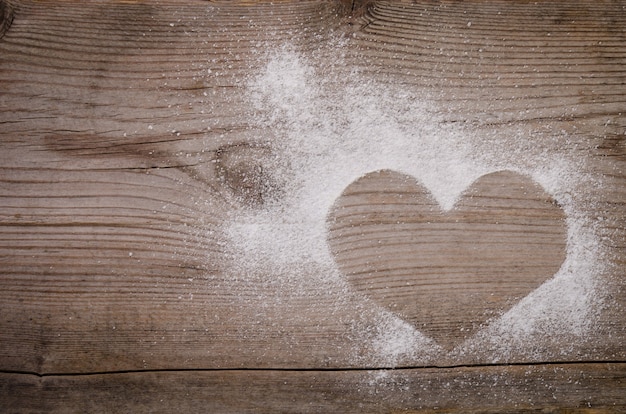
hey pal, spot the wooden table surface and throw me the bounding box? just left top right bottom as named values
left=1, top=0, right=625, bottom=412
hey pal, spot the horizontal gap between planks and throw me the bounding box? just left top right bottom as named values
left=3, top=360, right=625, bottom=378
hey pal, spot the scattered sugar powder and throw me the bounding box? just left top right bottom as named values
left=221, top=44, right=609, bottom=366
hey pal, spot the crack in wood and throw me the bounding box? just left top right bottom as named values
left=4, top=360, right=626, bottom=378
left=4, top=364, right=625, bottom=413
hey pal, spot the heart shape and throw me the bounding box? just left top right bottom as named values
left=326, top=170, right=567, bottom=349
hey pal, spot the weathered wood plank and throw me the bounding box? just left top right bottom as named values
left=2, top=363, right=626, bottom=413
left=0, top=0, right=625, bottom=410
left=0, top=0, right=355, bottom=374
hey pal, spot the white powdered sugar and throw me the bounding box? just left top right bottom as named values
left=221, top=44, right=609, bottom=366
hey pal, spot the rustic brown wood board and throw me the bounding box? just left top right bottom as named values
left=1, top=0, right=625, bottom=412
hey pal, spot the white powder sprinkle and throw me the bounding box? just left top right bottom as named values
left=221, top=44, right=608, bottom=366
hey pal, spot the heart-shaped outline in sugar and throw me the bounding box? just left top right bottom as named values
left=326, top=169, right=567, bottom=350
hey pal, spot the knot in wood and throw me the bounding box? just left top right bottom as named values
left=336, top=0, right=376, bottom=18
left=0, top=0, right=15, bottom=40
left=215, top=143, right=281, bottom=208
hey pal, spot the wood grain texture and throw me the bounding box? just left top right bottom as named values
left=2, top=363, right=626, bottom=413
left=0, top=0, right=625, bottom=411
